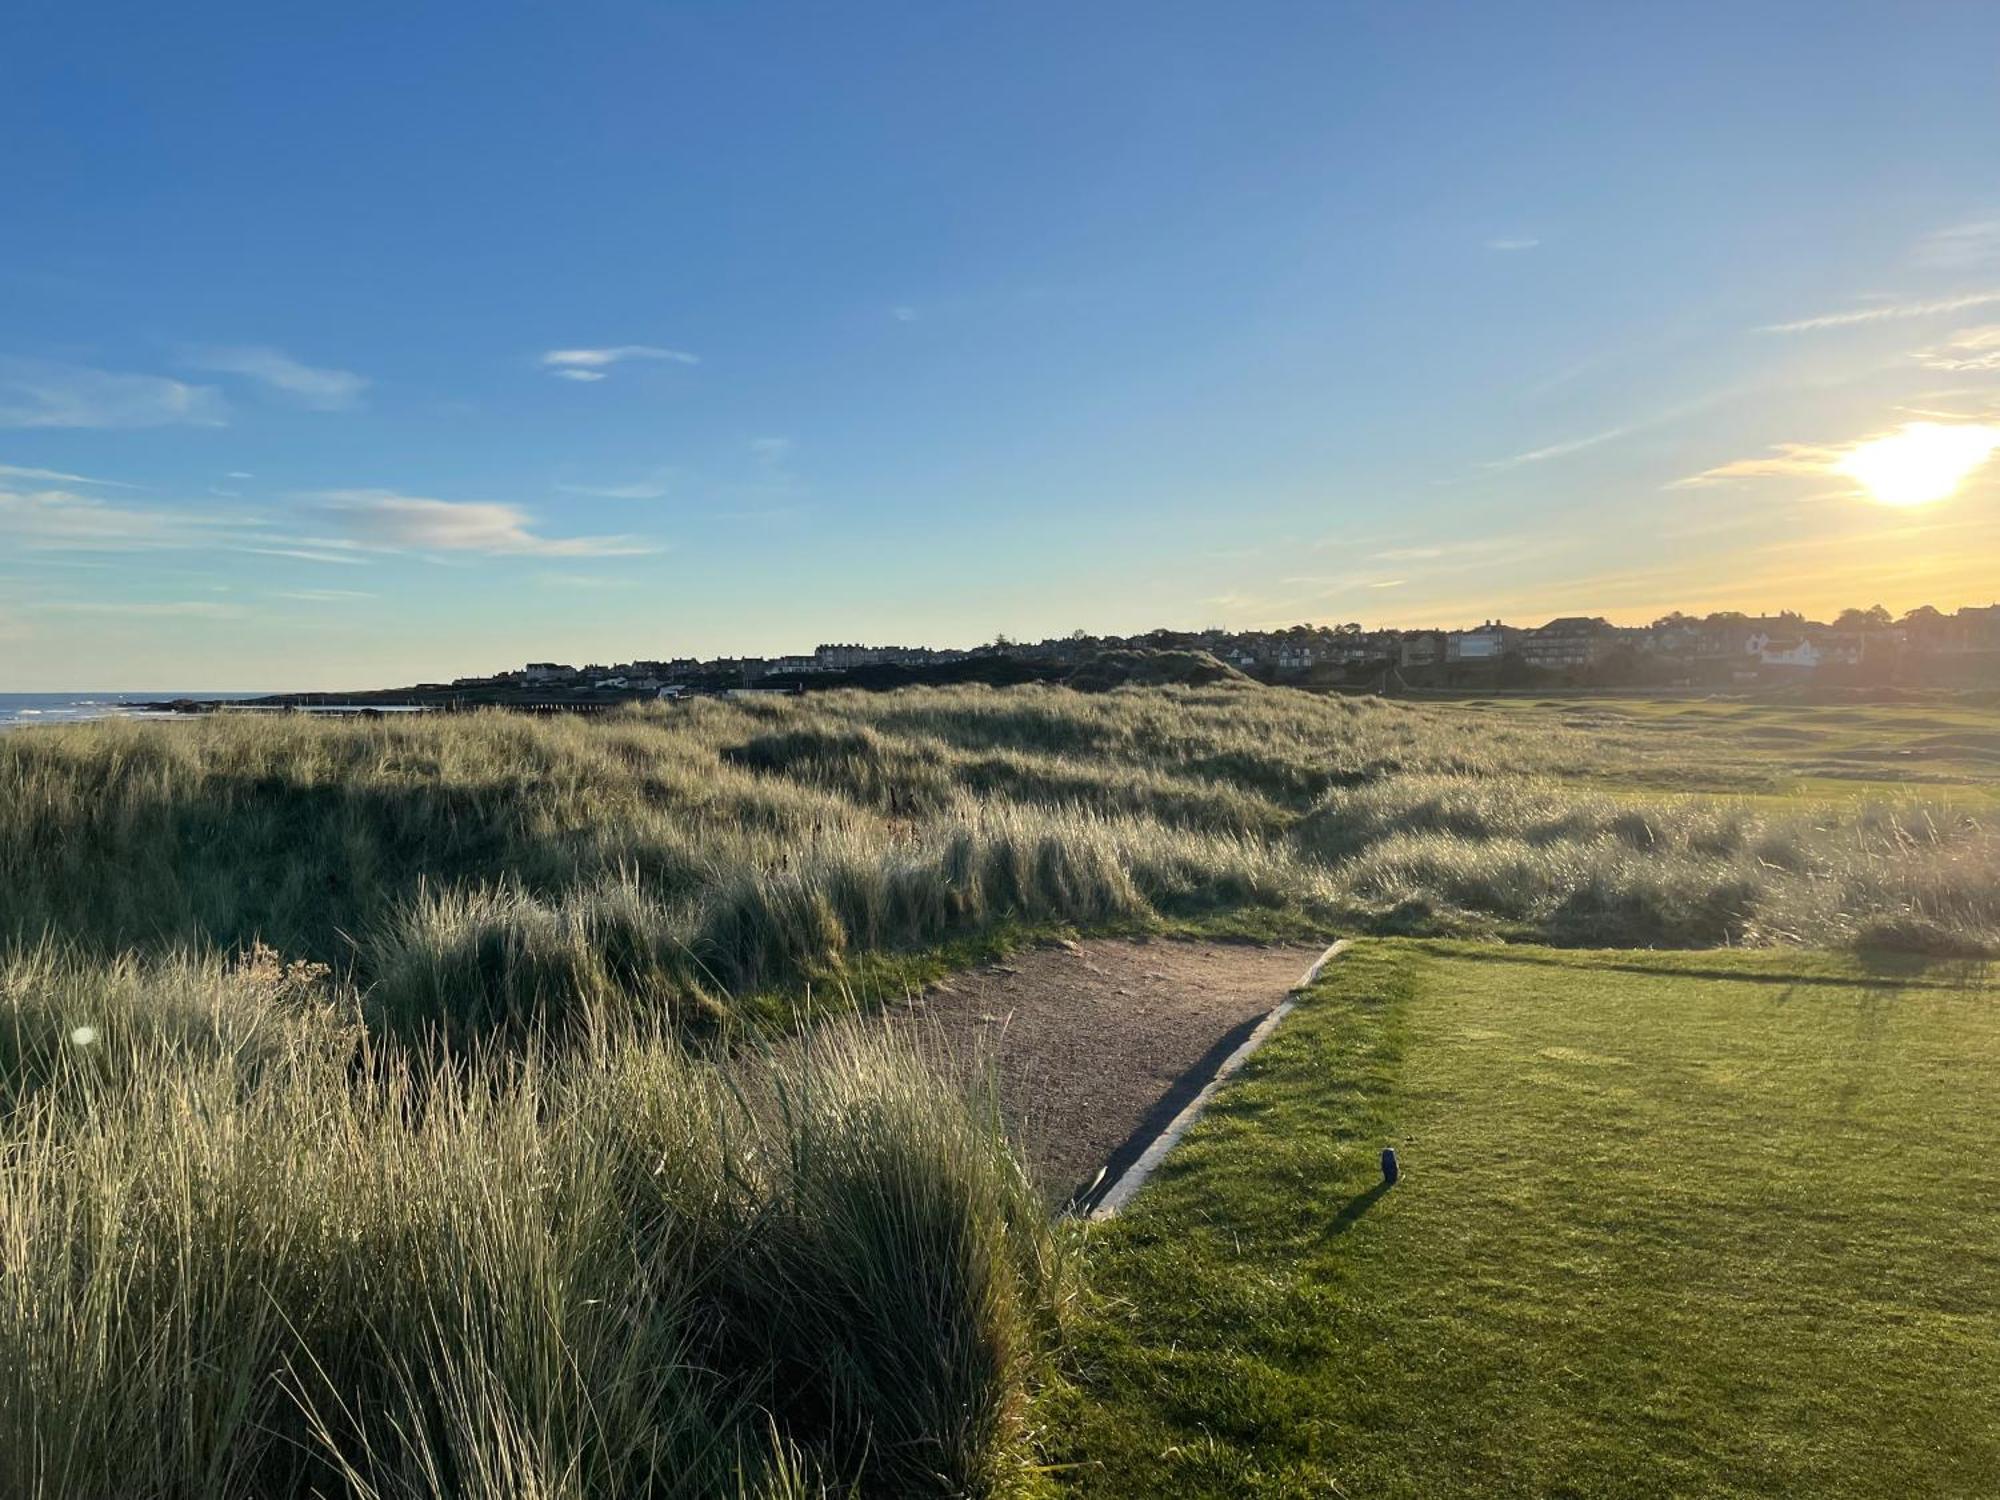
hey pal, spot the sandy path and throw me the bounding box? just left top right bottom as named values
left=886, top=937, right=1321, bottom=1211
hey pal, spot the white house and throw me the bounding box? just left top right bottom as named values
left=1746, top=632, right=1821, bottom=669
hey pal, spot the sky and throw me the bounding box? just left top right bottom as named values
left=4, top=1, right=2000, bottom=690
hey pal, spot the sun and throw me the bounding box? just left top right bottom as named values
left=1836, top=421, right=2000, bottom=507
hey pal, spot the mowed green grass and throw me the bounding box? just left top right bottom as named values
left=1452, top=695, right=2000, bottom=805
left=1046, top=940, right=2000, bottom=1498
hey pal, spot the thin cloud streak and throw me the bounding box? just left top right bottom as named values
left=31, top=600, right=247, bottom=619
left=231, top=545, right=370, bottom=566
left=0, top=482, right=245, bottom=552
left=540, top=346, right=699, bottom=381
left=1488, top=424, right=1635, bottom=467
left=1671, top=442, right=1843, bottom=488
left=1759, top=289, right=2000, bottom=334
left=1673, top=420, right=2000, bottom=494
left=556, top=473, right=672, bottom=500
left=0, top=360, right=228, bottom=429
left=0, top=463, right=140, bottom=488
left=312, top=489, right=660, bottom=558
left=1913, top=220, right=2000, bottom=271
left=1912, top=324, right=2000, bottom=372
left=182, top=346, right=367, bottom=410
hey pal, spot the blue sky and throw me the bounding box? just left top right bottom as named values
left=4, top=1, right=1999, bottom=689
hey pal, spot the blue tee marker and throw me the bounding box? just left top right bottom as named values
left=1380, top=1147, right=1400, bottom=1186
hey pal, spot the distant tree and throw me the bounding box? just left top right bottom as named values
left=1585, top=646, right=1646, bottom=687
left=1834, top=605, right=1892, bottom=631
left=1900, top=605, right=1946, bottom=631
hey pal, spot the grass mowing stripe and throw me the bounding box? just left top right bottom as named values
left=1043, top=939, right=2000, bottom=1498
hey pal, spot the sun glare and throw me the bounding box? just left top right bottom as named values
left=1836, top=421, right=2000, bottom=507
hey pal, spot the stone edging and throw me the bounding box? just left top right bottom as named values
left=1086, top=938, right=1349, bottom=1219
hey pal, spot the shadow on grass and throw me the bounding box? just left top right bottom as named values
left=1063, top=1007, right=1269, bottom=1217
left=1446, top=944, right=1993, bottom=993
left=1323, top=1178, right=1392, bottom=1240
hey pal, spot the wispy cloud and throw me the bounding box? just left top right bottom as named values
left=1671, top=441, right=1844, bottom=487
left=0, top=462, right=140, bottom=489
left=0, top=480, right=243, bottom=552
left=540, top=346, right=699, bottom=382
left=231, top=543, right=369, bottom=566
left=312, top=489, right=659, bottom=557
left=537, top=573, right=638, bottom=590
left=1487, top=424, right=1635, bottom=467
left=1670, top=421, right=2000, bottom=497
left=1486, top=237, right=1540, bottom=252
left=1758, top=289, right=2000, bottom=334
left=1913, top=220, right=2000, bottom=271
left=892, top=305, right=919, bottom=322
left=556, top=470, right=672, bottom=501
left=31, top=600, right=246, bottom=618
left=272, top=588, right=375, bottom=602
left=182, top=346, right=367, bottom=411
left=0, top=359, right=227, bottom=429
left=1912, top=324, right=2000, bottom=373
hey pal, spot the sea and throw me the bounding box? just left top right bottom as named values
left=0, top=692, right=259, bottom=729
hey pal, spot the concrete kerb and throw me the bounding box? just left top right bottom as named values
left=1086, top=938, right=1349, bottom=1220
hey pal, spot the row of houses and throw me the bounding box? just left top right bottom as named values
left=485, top=605, right=2000, bottom=696
left=507, top=643, right=974, bottom=693
left=1214, top=607, right=2000, bottom=677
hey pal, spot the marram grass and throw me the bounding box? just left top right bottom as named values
left=2, top=687, right=1993, bottom=1041
left=0, top=944, right=1072, bottom=1499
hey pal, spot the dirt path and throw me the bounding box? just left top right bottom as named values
left=887, top=937, right=1321, bottom=1211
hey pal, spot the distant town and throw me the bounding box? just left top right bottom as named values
left=224, top=602, right=2000, bottom=712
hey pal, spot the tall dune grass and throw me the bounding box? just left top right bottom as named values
left=1298, top=772, right=1999, bottom=950
left=0, top=946, right=1069, bottom=1498
left=2, top=687, right=1995, bottom=1043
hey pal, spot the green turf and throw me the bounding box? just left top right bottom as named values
left=1044, top=939, right=2000, bottom=1498
left=1447, top=695, right=2000, bottom=804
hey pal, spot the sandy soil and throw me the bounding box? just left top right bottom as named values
left=885, top=937, right=1323, bottom=1211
